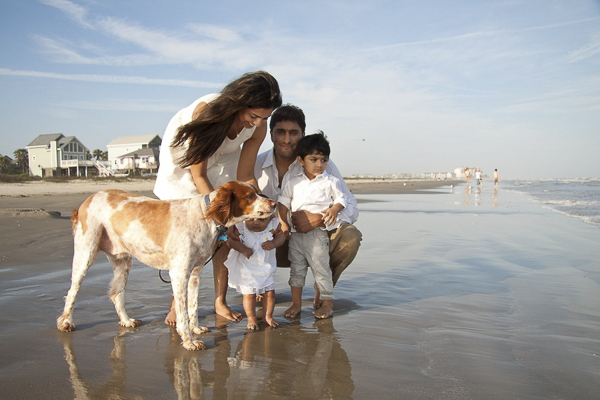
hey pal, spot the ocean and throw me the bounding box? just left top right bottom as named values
left=505, top=178, right=600, bottom=229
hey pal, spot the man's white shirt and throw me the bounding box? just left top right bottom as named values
left=255, top=149, right=359, bottom=224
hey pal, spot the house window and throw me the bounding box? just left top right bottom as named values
left=142, top=144, right=147, bottom=149
left=32, top=155, right=37, bottom=162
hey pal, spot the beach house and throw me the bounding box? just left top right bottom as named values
left=26, top=133, right=99, bottom=177
left=107, top=134, right=161, bottom=174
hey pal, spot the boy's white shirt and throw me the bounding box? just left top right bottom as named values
left=278, top=170, right=348, bottom=232
left=255, top=149, right=359, bottom=224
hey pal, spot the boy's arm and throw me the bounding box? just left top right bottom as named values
left=323, top=202, right=345, bottom=226
left=323, top=178, right=346, bottom=226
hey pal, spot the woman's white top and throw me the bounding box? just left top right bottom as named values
left=154, top=93, right=256, bottom=200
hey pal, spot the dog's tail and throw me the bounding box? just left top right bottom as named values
left=70, top=209, right=79, bottom=234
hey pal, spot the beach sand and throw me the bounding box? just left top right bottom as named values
left=1, top=179, right=599, bottom=399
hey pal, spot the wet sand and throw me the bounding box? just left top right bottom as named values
left=1, top=179, right=599, bottom=399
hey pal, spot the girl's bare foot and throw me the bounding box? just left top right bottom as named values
left=313, top=300, right=333, bottom=319
left=264, top=315, right=279, bottom=328
left=215, top=301, right=243, bottom=321
left=284, top=303, right=302, bottom=318
left=247, top=316, right=259, bottom=330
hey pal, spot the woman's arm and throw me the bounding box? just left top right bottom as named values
left=236, top=123, right=267, bottom=190
left=188, top=101, right=216, bottom=195
left=190, top=161, right=214, bottom=195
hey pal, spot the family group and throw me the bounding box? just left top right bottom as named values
left=153, top=71, right=362, bottom=330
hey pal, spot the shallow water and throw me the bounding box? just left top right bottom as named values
left=1, top=183, right=599, bottom=399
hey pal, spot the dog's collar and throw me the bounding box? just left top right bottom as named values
left=204, top=194, right=228, bottom=235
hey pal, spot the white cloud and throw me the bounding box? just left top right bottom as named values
left=38, top=0, right=93, bottom=29
left=0, top=68, right=221, bottom=88
left=567, top=34, right=600, bottom=62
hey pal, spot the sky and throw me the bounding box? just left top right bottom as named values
left=1, top=0, right=599, bottom=179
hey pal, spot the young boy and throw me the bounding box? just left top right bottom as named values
left=277, top=132, right=348, bottom=319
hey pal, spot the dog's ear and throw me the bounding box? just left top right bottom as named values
left=205, top=183, right=236, bottom=225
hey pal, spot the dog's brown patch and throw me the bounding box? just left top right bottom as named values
left=110, top=200, right=172, bottom=249
left=106, top=189, right=142, bottom=210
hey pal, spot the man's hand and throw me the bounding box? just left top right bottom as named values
left=291, top=210, right=325, bottom=233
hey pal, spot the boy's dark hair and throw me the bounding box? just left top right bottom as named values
left=296, top=131, right=330, bottom=159
left=269, top=104, right=306, bottom=132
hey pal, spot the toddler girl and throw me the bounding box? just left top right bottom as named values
left=224, top=215, right=285, bottom=330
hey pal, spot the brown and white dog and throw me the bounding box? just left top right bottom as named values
left=57, top=181, right=275, bottom=350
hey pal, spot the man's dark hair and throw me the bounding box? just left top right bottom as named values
left=269, top=104, right=306, bottom=132
left=296, top=131, right=330, bottom=159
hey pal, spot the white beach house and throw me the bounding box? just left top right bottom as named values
left=26, top=133, right=96, bottom=177
left=107, top=134, right=162, bottom=174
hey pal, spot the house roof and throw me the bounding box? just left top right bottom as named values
left=26, top=133, right=64, bottom=147
left=117, top=148, right=159, bottom=159
left=58, top=136, right=87, bottom=150
left=107, top=134, right=161, bottom=147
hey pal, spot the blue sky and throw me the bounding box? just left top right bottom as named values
left=1, top=0, right=599, bottom=179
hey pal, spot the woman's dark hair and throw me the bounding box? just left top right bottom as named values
left=296, top=131, right=330, bottom=159
left=172, top=71, right=282, bottom=168
left=269, top=104, right=306, bottom=133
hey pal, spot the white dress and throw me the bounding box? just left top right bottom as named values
left=224, top=218, right=279, bottom=295
left=154, top=93, right=256, bottom=200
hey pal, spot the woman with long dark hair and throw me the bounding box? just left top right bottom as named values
left=154, top=71, right=282, bottom=323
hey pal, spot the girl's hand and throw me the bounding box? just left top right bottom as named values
left=241, top=248, right=254, bottom=259
left=262, top=241, right=276, bottom=251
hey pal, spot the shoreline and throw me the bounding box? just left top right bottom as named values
left=0, top=177, right=462, bottom=198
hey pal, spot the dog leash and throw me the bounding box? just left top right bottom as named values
left=158, top=195, right=228, bottom=284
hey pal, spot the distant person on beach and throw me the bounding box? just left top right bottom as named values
left=493, top=169, right=499, bottom=185
left=277, top=132, right=348, bottom=319
left=476, top=168, right=482, bottom=186
left=224, top=215, right=286, bottom=330
left=255, top=104, right=361, bottom=315
left=464, top=167, right=471, bottom=185
left=153, top=71, right=282, bottom=324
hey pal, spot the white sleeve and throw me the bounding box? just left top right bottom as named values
left=326, top=160, right=358, bottom=224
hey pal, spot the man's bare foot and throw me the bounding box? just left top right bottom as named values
left=264, top=315, right=279, bottom=328
left=164, top=308, right=177, bottom=326
left=247, top=316, right=259, bottom=331
left=215, top=301, right=243, bottom=322
left=313, top=300, right=333, bottom=319
left=284, top=303, right=302, bottom=318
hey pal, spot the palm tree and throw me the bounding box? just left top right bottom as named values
left=13, top=149, right=28, bottom=174
left=92, top=149, right=103, bottom=160
left=101, top=151, right=108, bottom=161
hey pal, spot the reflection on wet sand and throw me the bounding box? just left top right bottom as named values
left=58, top=328, right=135, bottom=400
left=59, top=316, right=353, bottom=399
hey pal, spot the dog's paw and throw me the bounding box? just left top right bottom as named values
left=58, top=322, right=75, bottom=332
left=120, top=318, right=142, bottom=328
left=192, top=326, right=210, bottom=335
left=57, top=316, right=75, bottom=332
left=182, top=340, right=206, bottom=351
